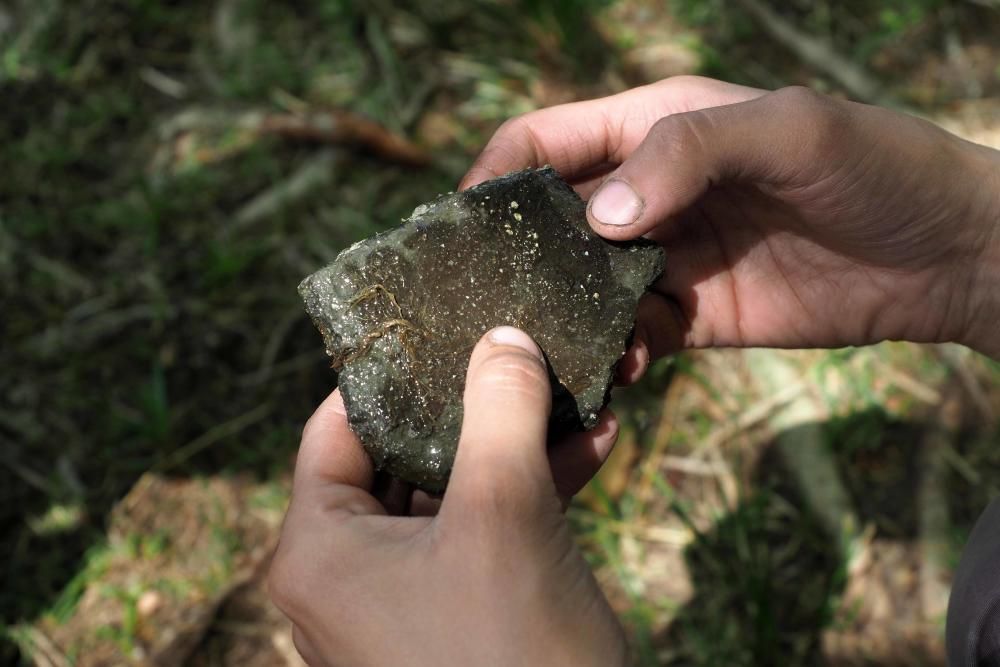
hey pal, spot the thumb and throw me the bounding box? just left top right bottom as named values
left=443, top=326, right=556, bottom=515
left=585, top=86, right=845, bottom=240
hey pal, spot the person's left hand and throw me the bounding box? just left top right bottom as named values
left=269, top=327, right=628, bottom=667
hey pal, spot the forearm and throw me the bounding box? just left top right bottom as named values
left=960, top=143, right=1000, bottom=360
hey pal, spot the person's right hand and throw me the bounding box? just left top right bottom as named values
left=462, top=76, right=1000, bottom=364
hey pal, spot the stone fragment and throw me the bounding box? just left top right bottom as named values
left=300, top=167, right=664, bottom=491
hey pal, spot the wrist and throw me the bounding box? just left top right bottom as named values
left=959, top=143, right=1000, bottom=359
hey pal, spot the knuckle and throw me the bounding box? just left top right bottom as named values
left=459, top=470, right=536, bottom=524
left=471, top=114, right=538, bottom=178
left=660, top=74, right=706, bottom=90
left=648, top=111, right=713, bottom=180
left=496, top=113, right=528, bottom=138
left=489, top=115, right=532, bottom=153
left=772, top=84, right=827, bottom=111
left=649, top=113, right=681, bottom=142
left=771, top=86, right=850, bottom=157
left=469, top=350, right=550, bottom=401
left=648, top=111, right=712, bottom=160
left=267, top=549, right=302, bottom=619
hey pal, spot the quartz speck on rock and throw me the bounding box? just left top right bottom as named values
left=300, top=167, right=664, bottom=492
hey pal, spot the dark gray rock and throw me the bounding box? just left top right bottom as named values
left=300, top=167, right=664, bottom=492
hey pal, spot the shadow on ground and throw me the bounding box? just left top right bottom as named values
left=657, top=408, right=999, bottom=666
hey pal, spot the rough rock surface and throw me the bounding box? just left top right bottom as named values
left=300, top=167, right=664, bottom=491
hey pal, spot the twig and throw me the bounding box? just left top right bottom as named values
left=878, top=361, right=942, bottom=406
left=942, top=442, right=981, bottom=486
left=0, top=447, right=55, bottom=495
left=214, top=0, right=256, bottom=60
left=259, top=111, right=430, bottom=166
left=154, top=106, right=429, bottom=178
left=569, top=509, right=693, bottom=547
left=639, top=376, right=804, bottom=514
left=942, top=4, right=983, bottom=99
left=937, top=344, right=996, bottom=424
left=364, top=13, right=405, bottom=130
left=661, top=455, right=731, bottom=477
left=237, top=349, right=328, bottom=387
left=154, top=403, right=273, bottom=473
left=233, top=149, right=343, bottom=231
left=734, top=0, right=899, bottom=107
left=919, top=397, right=961, bottom=623
left=746, top=350, right=860, bottom=555
left=706, top=444, right=739, bottom=510
left=11, top=625, right=71, bottom=667
left=251, top=309, right=304, bottom=386
left=634, top=376, right=686, bottom=513
left=139, top=66, right=189, bottom=99
left=698, top=379, right=805, bottom=453
left=29, top=304, right=165, bottom=353
left=24, top=251, right=94, bottom=295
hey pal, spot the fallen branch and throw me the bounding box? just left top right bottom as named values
left=153, top=106, right=431, bottom=177
left=878, top=360, right=942, bottom=405
left=11, top=626, right=70, bottom=667
left=260, top=110, right=431, bottom=166
left=734, top=0, right=900, bottom=107
left=568, top=508, right=694, bottom=547
left=233, top=149, right=343, bottom=230
left=746, top=350, right=861, bottom=556
left=919, top=397, right=961, bottom=623
left=937, top=344, right=996, bottom=424
left=154, top=403, right=273, bottom=473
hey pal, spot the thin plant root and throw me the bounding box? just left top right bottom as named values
left=332, top=318, right=423, bottom=371
left=336, top=283, right=440, bottom=426
left=348, top=283, right=404, bottom=318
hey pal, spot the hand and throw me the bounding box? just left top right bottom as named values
left=462, top=76, right=1000, bottom=363
left=269, top=327, right=628, bottom=667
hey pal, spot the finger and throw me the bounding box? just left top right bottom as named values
left=459, top=96, right=630, bottom=191
left=635, top=291, right=688, bottom=359
left=573, top=171, right=617, bottom=201
left=614, top=329, right=650, bottom=387
left=371, top=473, right=412, bottom=516
left=586, top=86, right=840, bottom=239
left=644, top=203, right=768, bottom=349
left=613, top=343, right=646, bottom=386
left=549, top=409, right=619, bottom=503
left=443, top=326, right=555, bottom=515
left=460, top=76, right=766, bottom=191
left=291, top=625, right=328, bottom=667
left=296, top=390, right=373, bottom=488
left=410, top=490, right=442, bottom=517
left=292, top=389, right=384, bottom=516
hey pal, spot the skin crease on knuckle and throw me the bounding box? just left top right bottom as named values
left=770, top=86, right=854, bottom=173
left=466, top=349, right=550, bottom=407
left=648, top=112, right=707, bottom=165
left=492, top=116, right=539, bottom=164
left=457, top=481, right=540, bottom=541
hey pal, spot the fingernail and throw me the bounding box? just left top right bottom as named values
left=589, top=179, right=643, bottom=226
left=488, top=326, right=543, bottom=360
